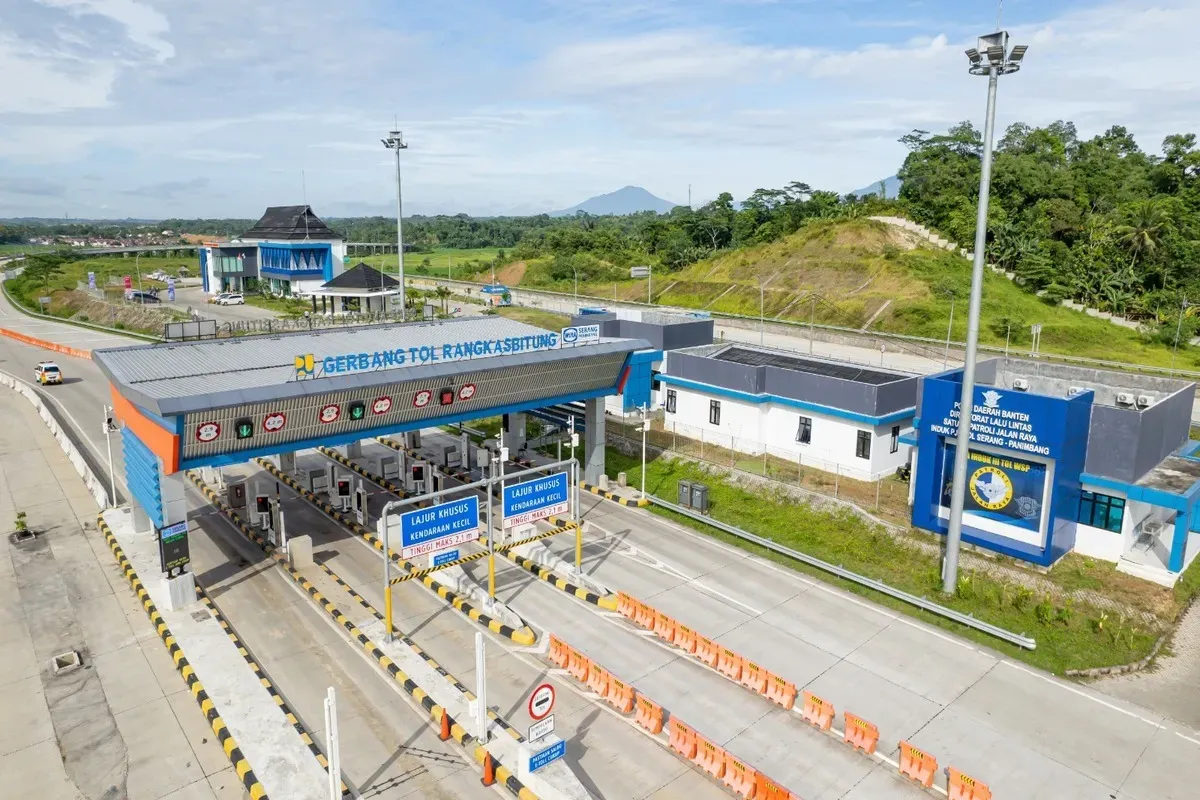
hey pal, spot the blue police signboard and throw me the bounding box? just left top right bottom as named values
left=399, top=496, right=480, bottom=557
left=503, top=471, right=569, bottom=528
left=432, top=549, right=460, bottom=567
left=528, top=738, right=566, bottom=772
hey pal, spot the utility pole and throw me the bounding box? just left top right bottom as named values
left=382, top=130, right=408, bottom=321
left=943, top=295, right=955, bottom=368
left=943, top=31, right=1027, bottom=596
left=1172, top=297, right=1189, bottom=375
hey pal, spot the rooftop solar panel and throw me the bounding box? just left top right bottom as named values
left=714, top=346, right=903, bottom=385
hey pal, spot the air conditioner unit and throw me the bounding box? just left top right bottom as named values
left=1136, top=395, right=1153, bottom=408
left=1115, top=392, right=1135, bottom=406
left=1068, top=386, right=1089, bottom=396
left=1013, top=378, right=1029, bottom=391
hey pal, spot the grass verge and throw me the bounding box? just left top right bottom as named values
left=602, top=447, right=1200, bottom=674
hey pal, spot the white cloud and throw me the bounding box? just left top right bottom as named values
left=37, top=0, right=174, bottom=62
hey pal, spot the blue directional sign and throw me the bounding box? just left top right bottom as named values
left=528, top=738, right=566, bottom=772
left=432, top=549, right=460, bottom=567
left=399, top=496, right=480, bottom=557
left=502, top=471, right=569, bottom=528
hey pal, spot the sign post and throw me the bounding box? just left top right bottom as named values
left=501, top=471, right=569, bottom=528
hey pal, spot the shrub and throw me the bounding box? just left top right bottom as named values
left=14, top=511, right=27, bottom=532
left=1034, top=594, right=1055, bottom=625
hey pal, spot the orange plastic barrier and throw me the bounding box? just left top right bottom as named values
left=548, top=634, right=569, bottom=668
left=634, top=695, right=664, bottom=734
left=947, top=767, right=992, bottom=800
left=843, top=711, right=879, bottom=755
left=716, top=647, right=743, bottom=682
left=0, top=327, right=91, bottom=360
left=800, top=691, right=834, bottom=732
left=635, top=601, right=656, bottom=630
left=668, top=718, right=697, bottom=759
left=755, top=773, right=794, bottom=800
left=654, top=611, right=676, bottom=644
left=740, top=660, right=768, bottom=694
left=587, top=661, right=611, bottom=698
left=694, top=635, right=720, bottom=668
left=617, top=591, right=638, bottom=620
left=673, top=623, right=698, bottom=655
left=567, top=650, right=591, bottom=684
left=764, top=673, right=797, bottom=710
left=606, top=675, right=635, bottom=714
left=692, top=733, right=726, bottom=780
left=898, top=741, right=938, bottom=788
left=721, top=754, right=758, bottom=798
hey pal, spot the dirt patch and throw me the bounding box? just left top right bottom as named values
left=494, top=261, right=527, bottom=285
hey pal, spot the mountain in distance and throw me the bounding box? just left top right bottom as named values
left=849, top=175, right=901, bottom=199
left=550, top=186, right=678, bottom=217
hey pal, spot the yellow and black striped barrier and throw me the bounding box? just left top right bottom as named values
left=318, top=446, right=416, bottom=499
left=388, top=550, right=490, bottom=585
left=252, top=458, right=538, bottom=646
left=196, top=587, right=349, bottom=796
left=187, top=473, right=538, bottom=798
left=580, top=481, right=650, bottom=507
left=96, top=513, right=268, bottom=800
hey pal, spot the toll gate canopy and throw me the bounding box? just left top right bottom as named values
left=93, top=316, right=651, bottom=474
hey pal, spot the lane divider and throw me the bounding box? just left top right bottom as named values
left=613, top=591, right=990, bottom=796
left=580, top=481, right=649, bottom=507
left=96, top=513, right=267, bottom=800
left=253, top=457, right=537, bottom=646
left=186, top=473, right=538, bottom=799
left=323, top=446, right=618, bottom=612
left=0, top=326, right=92, bottom=359
left=196, top=586, right=349, bottom=796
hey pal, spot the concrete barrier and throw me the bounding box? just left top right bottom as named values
left=0, top=369, right=109, bottom=508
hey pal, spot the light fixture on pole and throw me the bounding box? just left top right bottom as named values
left=102, top=405, right=117, bottom=507
left=381, top=130, right=408, bottom=321
left=943, top=30, right=1027, bottom=596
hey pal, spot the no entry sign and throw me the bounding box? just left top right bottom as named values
left=528, top=683, right=555, bottom=721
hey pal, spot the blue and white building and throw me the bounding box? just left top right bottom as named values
left=199, top=205, right=348, bottom=299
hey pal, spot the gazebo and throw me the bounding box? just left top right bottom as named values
left=307, top=261, right=401, bottom=315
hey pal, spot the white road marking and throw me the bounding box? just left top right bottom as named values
left=999, top=661, right=1175, bottom=734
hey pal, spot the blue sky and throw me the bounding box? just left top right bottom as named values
left=0, top=0, right=1196, bottom=219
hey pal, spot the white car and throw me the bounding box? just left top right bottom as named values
left=33, top=361, right=62, bottom=385
left=215, top=293, right=245, bottom=306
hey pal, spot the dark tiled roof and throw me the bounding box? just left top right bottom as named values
left=321, top=262, right=399, bottom=291
left=240, top=205, right=340, bottom=241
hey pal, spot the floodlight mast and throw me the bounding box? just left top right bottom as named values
left=942, top=32, right=1027, bottom=596
left=381, top=130, right=408, bottom=321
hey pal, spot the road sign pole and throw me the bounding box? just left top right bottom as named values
left=383, top=510, right=394, bottom=642
left=323, top=687, right=340, bottom=800
left=485, top=467, right=494, bottom=599
left=475, top=631, right=488, bottom=743
left=573, top=460, right=582, bottom=570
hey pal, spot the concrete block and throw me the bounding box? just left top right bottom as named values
left=287, top=536, right=313, bottom=569
left=159, top=571, right=196, bottom=612
left=277, top=452, right=296, bottom=473
left=598, top=474, right=609, bottom=491
left=345, top=441, right=363, bottom=460
left=617, top=472, right=627, bottom=487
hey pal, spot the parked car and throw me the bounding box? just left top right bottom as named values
left=127, top=290, right=160, bottom=304
left=215, top=293, right=245, bottom=306
left=33, top=361, right=62, bottom=385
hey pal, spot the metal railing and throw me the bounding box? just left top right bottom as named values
left=644, top=493, right=1037, bottom=650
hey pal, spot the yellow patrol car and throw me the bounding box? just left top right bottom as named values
left=33, top=361, right=63, bottom=385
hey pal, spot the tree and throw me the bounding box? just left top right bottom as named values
left=1115, top=199, right=1167, bottom=273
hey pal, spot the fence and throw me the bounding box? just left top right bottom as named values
left=606, top=417, right=912, bottom=524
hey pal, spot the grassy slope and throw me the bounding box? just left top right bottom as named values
left=358, top=248, right=502, bottom=280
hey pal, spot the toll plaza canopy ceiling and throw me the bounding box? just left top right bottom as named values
left=92, top=317, right=649, bottom=465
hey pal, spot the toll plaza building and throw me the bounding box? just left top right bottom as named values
left=908, top=357, right=1200, bottom=586
left=91, top=316, right=655, bottom=600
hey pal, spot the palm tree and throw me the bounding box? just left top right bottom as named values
left=1115, top=199, right=1167, bottom=275
left=435, top=285, right=452, bottom=314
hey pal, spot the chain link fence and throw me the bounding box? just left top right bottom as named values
left=606, top=416, right=912, bottom=523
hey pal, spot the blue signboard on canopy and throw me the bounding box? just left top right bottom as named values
left=528, top=738, right=566, bottom=772
left=399, top=496, right=480, bottom=557
left=502, top=471, right=569, bottom=528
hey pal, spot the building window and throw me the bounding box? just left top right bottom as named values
left=796, top=416, right=812, bottom=444
left=709, top=399, right=721, bottom=426
left=1078, top=491, right=1125, bottom=533
left=665, top=389, right=677, bottom=414
left=855, top=430, right=871, bottom=460
left=890, top=425, right=900, bottom=454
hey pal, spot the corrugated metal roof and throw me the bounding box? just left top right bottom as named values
left=92, top=316, right=647, bottom=415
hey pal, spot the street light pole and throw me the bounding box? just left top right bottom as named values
left=102, top=405, right=117, bottom=507
left=135, top=252, right=143, bottom=294
left=1171, top=297, right=1189, bottom=375
left=943, top=32, right=1027, bottom=596
left=943, top=295, right=955, bottom=368
left=381, top=130, right=408, bottom=321
left=640, top=404, right=648, bottom=500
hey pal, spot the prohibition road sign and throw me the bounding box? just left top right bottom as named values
left=528, top=683, right=556, bottom=721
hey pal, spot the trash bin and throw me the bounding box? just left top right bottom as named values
left=678, top=480, right=693, bottom=508
left=691, top=483, right=709, bottom=513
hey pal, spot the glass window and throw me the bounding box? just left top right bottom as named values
left=855, top=430, right=871, bottom=460
left=796, top=416, right=812, bottom=444
left=891, top=425, right=900, bottom=454
left=709, top=399, right=721, bottom=426
left=665, top=389, right=677, bottom=414
left=1077, top=491, right=1125, bottom=533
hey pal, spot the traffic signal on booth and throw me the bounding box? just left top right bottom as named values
left=439, top=388, right=454, bottom=406
left=337, top=479, right=351, bottom=497
left=412, top=463, right=425, bottom=482
left=255, top=496, right=269, bottom=513
left=235, top=418, right=253, bottom=440
left=348, top=401, right=366, bottom=421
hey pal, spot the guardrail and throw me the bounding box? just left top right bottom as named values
left=644, top=493, right=1037, bottom=650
